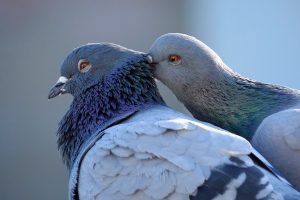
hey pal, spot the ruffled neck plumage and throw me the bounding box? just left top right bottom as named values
left=57, top=60, right=164, bottom=168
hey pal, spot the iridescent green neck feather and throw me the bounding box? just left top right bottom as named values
left=183, top=69, right=300, bottom=140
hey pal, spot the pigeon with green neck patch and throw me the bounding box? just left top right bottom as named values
left=148, top=33, right=300, bottom=190
left=48, top=43, right=300, bottom=200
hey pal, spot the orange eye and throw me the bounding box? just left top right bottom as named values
left=168, top=55, right=181, bottom=65
left=78, top=59, right=92, bottom=72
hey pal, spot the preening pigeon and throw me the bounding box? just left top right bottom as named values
left=49, top=43, right=300, bottom=200
left=148, top=33, right=300, bottom=190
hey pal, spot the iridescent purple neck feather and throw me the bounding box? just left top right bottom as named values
left=57, top=60, right=164, bottom=168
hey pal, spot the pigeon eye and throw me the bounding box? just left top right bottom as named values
left=168, top=55, right=181, bottom=65
left=78, top=59, right=91, bottom=72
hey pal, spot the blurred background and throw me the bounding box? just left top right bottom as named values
left=1, top=0, right=300, bottom=199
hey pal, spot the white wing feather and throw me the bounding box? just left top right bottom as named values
left=78, top=105, right=252, bottom=200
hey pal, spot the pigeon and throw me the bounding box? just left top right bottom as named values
left=148, top=33, right=300, bottom=190
left=48, top=43, right=300, bottom=200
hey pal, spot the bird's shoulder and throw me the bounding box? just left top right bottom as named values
left=254, top=106, right=300, bottom=150
left=78, top=105, right=281, bottom=200
left=251, top=106, right=300, bottom=189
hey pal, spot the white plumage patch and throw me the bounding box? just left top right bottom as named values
left=77, top=105, right=271, bottom=200
left=212, top=173, right=246, bottom=200
left=256, top=184, right=274, bottom=200
left=56, top=76, right=68, bottom=83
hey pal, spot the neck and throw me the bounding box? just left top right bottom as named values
left=57, top=62, right=164, bottom=168
left=183, top=64, right=300, bottom=140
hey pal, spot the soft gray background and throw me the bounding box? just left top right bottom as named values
left=1, top=1, right=299, bottom=199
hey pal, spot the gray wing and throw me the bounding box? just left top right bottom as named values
left=252, top=107, right=300, bottom=190
left=78, top=106, right=300, bottom=200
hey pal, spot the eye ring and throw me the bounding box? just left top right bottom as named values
left=78, top=59, right=92, bottom=72
left=168, top=55, right=181, bottom=65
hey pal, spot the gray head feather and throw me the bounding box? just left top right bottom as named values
left=49, top=43, right=164, bottom=168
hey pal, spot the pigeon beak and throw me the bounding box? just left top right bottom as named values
left=146, top=54, right=158, bottom=66
left=145, top=54, right=153, bottom=64
left=48, top=76, right=69, bottom=99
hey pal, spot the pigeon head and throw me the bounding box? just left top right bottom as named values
left=49, top=43, right=163, bottom=168
left=148, top=33, right=232, bottom=95
left=48, top=43, right=152, bottom=99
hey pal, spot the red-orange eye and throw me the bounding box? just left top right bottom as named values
left=78, top=59, right=92, bottom=72
left=168, top=55, right=181, bottom=65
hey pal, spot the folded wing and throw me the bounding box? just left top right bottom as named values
left=79, top=105, right=298, bottom=200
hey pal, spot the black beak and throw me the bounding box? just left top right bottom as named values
left=48, top=76, right=69, bottom=99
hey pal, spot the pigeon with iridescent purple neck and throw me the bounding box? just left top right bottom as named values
left=148, top=33, right=300, bottom=190
left=49, top=43, right=300, bottom=200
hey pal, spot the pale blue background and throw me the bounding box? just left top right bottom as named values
left=0, top=1, right=299, bottom=199
left=185, top=0, right=300, bottom=88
